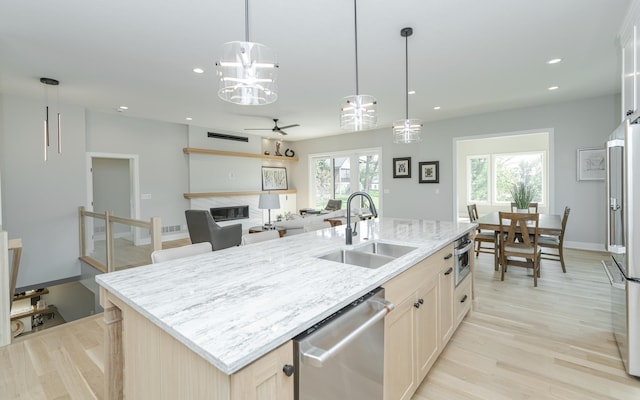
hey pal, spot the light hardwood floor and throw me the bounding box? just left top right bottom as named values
left=1, top=249, right=639, bottom=399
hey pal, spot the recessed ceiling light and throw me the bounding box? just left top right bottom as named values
left=547, top=58, right=562, bottom=65
left=193, top=68, right=204, bottom=74
left=548, top=86, right=559, bottom=91
left=408, top=90, right=416, bottom=95
left=433, top=106, right=441, bottom=110
left=186, top=117, right=193, bottom=121
left=117, top=105, right=128, bottom=112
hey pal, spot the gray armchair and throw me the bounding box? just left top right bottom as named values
left=185, top=210, right=242, bottom=251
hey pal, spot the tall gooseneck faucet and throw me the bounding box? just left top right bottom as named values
left=345, top=191, right=378, bottom=245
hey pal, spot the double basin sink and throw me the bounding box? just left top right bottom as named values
left=318, top=241, right=417, bottom=269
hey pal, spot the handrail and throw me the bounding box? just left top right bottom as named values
left=78, top=206, right=162, bottom=273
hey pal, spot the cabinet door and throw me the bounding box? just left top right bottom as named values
left=231, top=341, right=294, bottom=400
left=438, top=265, right=454, bottom=346
left=623, top=26, right=637, bottom=119
left=384, top=294, right=417, bottom=400
left=415, top=274, right=439, bottom=383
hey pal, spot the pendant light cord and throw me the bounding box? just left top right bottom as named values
left=244, top=0, right=250, bottom=42
left=405, top=33, right=409, bottom=119
left=353, top=0, right=359, bottom=95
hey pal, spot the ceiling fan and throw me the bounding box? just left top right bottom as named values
left=245, top=118, right=300, bottom=136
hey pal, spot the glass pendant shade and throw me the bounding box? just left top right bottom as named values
left=217, top=41, right=278, bottom=105
left=393, top=118, right=422, bottom=143
left=340, top=94, right=378, bottom=131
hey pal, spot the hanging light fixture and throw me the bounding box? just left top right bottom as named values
left=340, top=0, right=377, bottom=131
left=393, top=27, right=422, bottom=144
left=216, top=0, right=278, bottom=105
left=40, top=77, right=62, bottom=160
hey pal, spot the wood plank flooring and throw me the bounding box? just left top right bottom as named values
left=0, top=248, right=638, bottom=399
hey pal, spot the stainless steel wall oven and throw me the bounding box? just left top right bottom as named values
left=454, top=233, right=473, bottom=286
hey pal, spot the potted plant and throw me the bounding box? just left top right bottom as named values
left=510, top=182, right=536, bottom=212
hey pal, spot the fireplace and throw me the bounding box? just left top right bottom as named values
left=210, top=205, right=250, bottom=222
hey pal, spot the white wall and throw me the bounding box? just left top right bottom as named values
left=0, top=94, right=87, bottom=288
left=291, top=94, right=620, bottom=249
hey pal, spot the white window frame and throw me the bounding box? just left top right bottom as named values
left=308, top=147, right=382, bottom=214
left=492, top=150, right=546, bottom=205
left=466, top=154, right=491, bottom=205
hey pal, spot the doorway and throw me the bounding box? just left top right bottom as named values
left=85, top=153, right=140, bottom=246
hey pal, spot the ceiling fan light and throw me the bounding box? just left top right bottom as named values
left=216, top=41, right=279, bottom=105
left=393, top=118, right=423, bottom=143
left=340, top=94, right=378, bottom=131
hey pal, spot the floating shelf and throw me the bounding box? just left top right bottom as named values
left=183, top=147, right=299, bottom=162
left=184, top=189, right=297, bottom=199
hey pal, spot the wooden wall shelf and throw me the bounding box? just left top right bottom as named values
left=184, top=189, right=297, bottom=199
left=183, top=147, right=299, bottom=162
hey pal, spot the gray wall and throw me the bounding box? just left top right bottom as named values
left=291, top=94, right=620, bottom=249
left=85, top=111, right=190, bottom=232
left=0, top=94, right=87, bottom=287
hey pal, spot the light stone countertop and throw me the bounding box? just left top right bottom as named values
left=96, top=217, right=475, bottom=374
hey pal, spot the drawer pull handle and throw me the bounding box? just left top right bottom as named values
left=444, top=253, right=453, bottom=260
left=444, top=267, right=453, bottom=276
left=460, top=295, right=468, bottom=303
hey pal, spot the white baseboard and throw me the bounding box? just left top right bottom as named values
left=564, top=241, right=606, bottom=252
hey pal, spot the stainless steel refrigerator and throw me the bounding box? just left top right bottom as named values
left=602, top=117, right=640, bottom=377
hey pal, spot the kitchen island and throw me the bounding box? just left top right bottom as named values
left=97, top=217, right=475, bottom=399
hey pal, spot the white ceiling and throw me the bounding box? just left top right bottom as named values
left=0, top=0, right=631, bottom=141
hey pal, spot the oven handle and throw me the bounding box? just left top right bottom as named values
left=454, top=241, right=473, bottom=256
left=602, top=260, right=625, bottom=290
left=298, top=297, right=394, bottom=368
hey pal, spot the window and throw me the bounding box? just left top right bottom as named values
left=310, top=149, right=381, bottom=211
left=467, top=151, right=545, bottom=205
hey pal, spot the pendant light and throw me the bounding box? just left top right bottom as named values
left=393, top=27, right=422, bottom=144
left=340, top=0, right=377, bottom=131
left=40, top=77, right=62, bottom=160
left=216, top=0, right=278, bottom=105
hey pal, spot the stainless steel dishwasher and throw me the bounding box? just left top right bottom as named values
left=293, top=287, right=394, bottom=400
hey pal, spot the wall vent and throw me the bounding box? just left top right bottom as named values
left=162, top=225, right=183, bottom=233
left=207, top=132, right=249, bottom=142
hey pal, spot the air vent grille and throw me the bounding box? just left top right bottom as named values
left=208, top=132, right=249, bottom=142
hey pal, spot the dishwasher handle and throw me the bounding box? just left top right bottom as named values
left=299, top=296, right=394, bottom=368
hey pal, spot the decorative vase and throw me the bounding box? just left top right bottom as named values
left=517, top=208, right=528, bottom=213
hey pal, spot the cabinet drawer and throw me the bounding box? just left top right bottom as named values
left=454, top=276, right=472, bottom=328
left=383, top=244, right=453, bottom=305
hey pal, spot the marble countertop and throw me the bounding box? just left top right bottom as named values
left=96, top=217, right=475, bottom=374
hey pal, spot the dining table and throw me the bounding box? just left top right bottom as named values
left=474, top=211, right=563, bottom=270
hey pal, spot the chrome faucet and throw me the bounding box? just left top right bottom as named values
left=345, top=191, right=378, bottom=245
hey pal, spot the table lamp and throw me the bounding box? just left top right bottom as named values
left=258, top=193, right=280, bottom=229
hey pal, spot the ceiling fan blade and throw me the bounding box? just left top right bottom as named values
left=278, top=130, right=288, bottom=135
left=278, top=124, right=300, bottom=130
left=244, top=128, right=272, bottom=130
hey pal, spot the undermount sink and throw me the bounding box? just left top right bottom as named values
left=317, top=241, right=417, bottom=269
left=354, top=241, right=417, bottom=258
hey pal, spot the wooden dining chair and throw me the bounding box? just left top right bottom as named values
left=510, top=202, right=538, bottom=213
left=467, top=204, right=499, bottom=270
left=498, top=211, right=541, bottom=287
left=538, top=206, right=570, bottom=272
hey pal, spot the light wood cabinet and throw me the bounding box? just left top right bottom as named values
left=101, top=290, right=294, bottom=400
left=438, top=262, right=454, bottom=347
left=454, top=274, right=473, bottom=329
left=383, top=243, right=454, bottom=400
left=231, top=342, right=294, bottom=400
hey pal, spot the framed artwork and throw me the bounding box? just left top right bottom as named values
left=393, top=157, right=411, bottom=178
left=577, top=148, right=605, bottom=181
left=418, top=161, right=439, bottom=183
left=261, top=167, right=288, bottom=190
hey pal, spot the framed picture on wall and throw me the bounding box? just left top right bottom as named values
left=393, top=157, right=411, bottom=178
left=418, top=161, right=439, bottom=183
left=577, top=148, right=605, bottom=181
left=261, top=167, right=288, bottom=190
